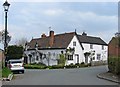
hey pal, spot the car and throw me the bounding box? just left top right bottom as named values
left=7, top=59, right=24, bottom=73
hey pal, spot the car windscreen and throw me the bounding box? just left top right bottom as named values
left=10, top=61, right=22, bottom=64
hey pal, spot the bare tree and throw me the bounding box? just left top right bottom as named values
left=0, top=30, right=11, bottom=44
left=15, top=37, right=28, bottom=47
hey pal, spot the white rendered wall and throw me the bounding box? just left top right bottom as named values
left=67, top=35, right=84, bottom=65
left=82, top=43, right=108, bottom=63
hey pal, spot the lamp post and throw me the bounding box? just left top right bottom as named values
left=3, top=0, right=10, bottom=67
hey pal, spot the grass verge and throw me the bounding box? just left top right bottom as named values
left=2, top=67, right=12, bottom=78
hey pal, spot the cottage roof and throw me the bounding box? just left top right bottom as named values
left=28, top=32, right=75, bottom=49
left=78, top=35, right=107, bottom=45
left=27, top=32, right=107, bottom=49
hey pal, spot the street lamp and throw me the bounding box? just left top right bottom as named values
left=3, top=0, right=10, bottom=67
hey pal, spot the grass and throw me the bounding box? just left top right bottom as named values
left=2, top=67, right=12, bottom=78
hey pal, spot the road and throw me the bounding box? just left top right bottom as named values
left=2, top=65, right=118, bottom=85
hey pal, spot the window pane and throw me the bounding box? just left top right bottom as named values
left=73, top=42, right=76, bottom=46
left=90, top=44, right=93, bottom=49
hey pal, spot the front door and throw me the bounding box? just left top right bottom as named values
left=85, top=55, right=88, bottom=63
left=75, top=54, right=79, bottom=63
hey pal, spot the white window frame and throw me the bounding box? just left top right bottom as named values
left=73, top=41, right=76, bottom=46
left=97, top=54, right=101, bottom=60
left=90, top=44, right=93, bottom=49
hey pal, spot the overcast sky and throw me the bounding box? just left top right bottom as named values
left=0, top=0, right=118, bottom=48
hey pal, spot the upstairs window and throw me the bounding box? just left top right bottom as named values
left=73, top=41, right=76, bottom=46
left=90, top=44, right=93, bottom=49
left=102, top=45, right=104, bottom=50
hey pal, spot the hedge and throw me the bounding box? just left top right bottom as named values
left=24, top=62, right=91, bottom=69
left=108, top=57, right=120, bottom=75
left=24, top=64, right=47, bottom=69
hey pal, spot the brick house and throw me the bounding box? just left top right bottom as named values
left=108, top=33, right=120, bottom=57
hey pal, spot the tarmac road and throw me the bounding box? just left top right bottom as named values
left=2, top=65, right=118, bottom=85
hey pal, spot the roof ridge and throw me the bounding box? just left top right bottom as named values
left=78, top=34, right=101, bottom=39
left=32, top=32, right=76, bottom=40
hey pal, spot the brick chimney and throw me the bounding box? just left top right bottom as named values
left=41, top=33, right=46, bottom=38
left=49, top=30, right=54, bottom=47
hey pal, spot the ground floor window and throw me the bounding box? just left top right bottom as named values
left=97, top=54, right=101, bottom=60
left=36, top=56, right=39, bottom=61
left=68, top=55, right=73, bottom=60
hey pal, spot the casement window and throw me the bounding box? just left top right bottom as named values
left=68, top=55, right=73, bottom=60
left=73, top=41, right=76, bottom=46
left=97, top=54, right=101, bottom=60
left=102, top=45, right=104, bottom=50
left=90, top=44, right=93, bottom=49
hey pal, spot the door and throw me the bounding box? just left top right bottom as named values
left=75, top=54, right=79, bottom=63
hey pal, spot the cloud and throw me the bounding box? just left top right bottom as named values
left=44, top=9, right=64, bottom=16
left=1, top=2, right=117, bottom=45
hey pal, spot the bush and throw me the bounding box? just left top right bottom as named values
left=65, top=63, right=77, bottom=68
left=49, top=65, right=64, bottom=69
left=108, top=57, right=120, bottom=75
left=2, top=67, right=12, bottom=78
left=24, top=64, right=47, bottom=69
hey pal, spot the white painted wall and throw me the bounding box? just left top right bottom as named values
left=67, top=35, right=84, bottom=65
left=24, top=49, right=65, bottom=66
left=82, top=43, right=108, bottom=63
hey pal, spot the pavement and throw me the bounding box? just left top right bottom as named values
left=97, top=72, right=120, bottom=84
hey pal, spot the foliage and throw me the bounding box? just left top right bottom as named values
left=0, top=30, right=11, bottom=44
left=65, top=63, right=77, bottom=68
left=6, top=45, right=24, bottom=60
left=31, top=62, right=46, bottom=66
left=24, top=62, right=91, bottom=69
left=58, top=54, right=66, bottom=66
left=24, top=64, right=47, bottom=69
left=15, top=37, right=28, bottom=47
left=2, top=67, right=12, bottom=77
left=48, top=65, right=64, bottom=69
left=108, top=57, right=120, bottom=75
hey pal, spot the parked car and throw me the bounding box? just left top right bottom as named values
left=7, top=59, right=24, bottom=73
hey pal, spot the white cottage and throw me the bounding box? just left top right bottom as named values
left=24, top=31, right=108, bottom=66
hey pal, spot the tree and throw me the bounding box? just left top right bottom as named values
left=0, top=30, right=11, bottom=44
left=15, top=37, right=28, bottom=47
left=6, top=45, right=24, bottom=60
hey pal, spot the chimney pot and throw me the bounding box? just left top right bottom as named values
left=41, top=33, right=46, bottom=38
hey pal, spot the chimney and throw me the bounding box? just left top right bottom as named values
left=82, top=32, right=87, bottom=36
left=49, top=30, right=54, bottom=47
left=41, top=33, right=46, bottom=38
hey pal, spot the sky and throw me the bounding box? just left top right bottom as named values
left=0, top=0, right=119, bottom=49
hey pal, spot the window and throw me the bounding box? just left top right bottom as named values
left=90, top=44, right=93, bottom=49
left=36, top=56, right=39, bottom=61
left=68, top=55, right=73, bottom=60
left=102, top=45, right=104, bottom=50
left=73, top=41, right=76, bottom=46
left=97, top=54, right=101, bottom=60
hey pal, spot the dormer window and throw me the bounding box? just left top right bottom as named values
left=90, top=44, right=93, bottom=49
left=73, top=41, right=76, bottom=46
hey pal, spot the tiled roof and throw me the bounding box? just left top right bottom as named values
left=27, top=32, right=107, bottom=49
left=78, top=35, right=107, bottom=45
left=28, top=32, right=75, bottom=49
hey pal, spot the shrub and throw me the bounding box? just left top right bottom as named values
left=65, top=63, right=77, bottom=68
left=81, top=62, right=85, bottom=65
left=2, top=67, right=12, bottom=78
left=24, top=64, right=46, bottom=69
left=49, top=65, right=64, bottom=69
left=108, top=57, right=120, bottom=75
